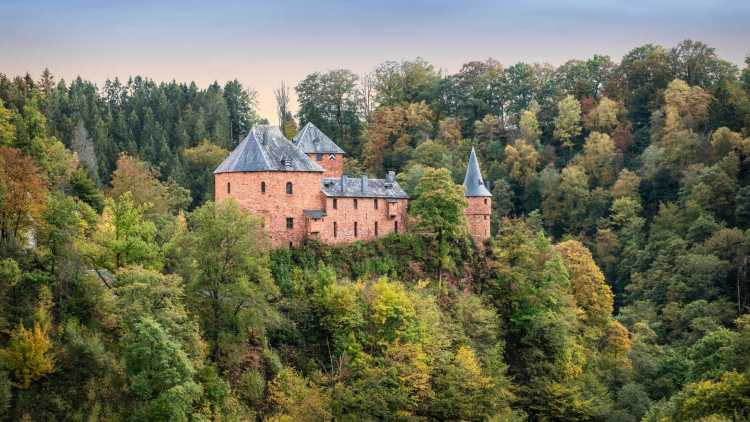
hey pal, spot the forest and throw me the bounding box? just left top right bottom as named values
left=1, top=39, right=750, bottom=421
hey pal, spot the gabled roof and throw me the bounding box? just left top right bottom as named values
left=463, top=147, right=492, bottom=197
left=293, top=122, right=345, bottom=155
left=214, top=125, right=324, bottom=174
left=321, top=175, right=409, bottom=199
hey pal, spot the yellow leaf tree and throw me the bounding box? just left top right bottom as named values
left=0, top=321, right=54, bottom=389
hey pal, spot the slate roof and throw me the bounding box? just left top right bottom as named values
left=321, top=175, right=409, bottom=199
left=303, top=209, right=326, bottom=219
left=463, top=147, right=492, bottom=197
left=214, top=125, right=324, bottom=174
left=293, top=122, right=345, bottom=155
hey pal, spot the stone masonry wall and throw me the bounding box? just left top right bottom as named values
left=465, top=196, right=491, bottom=242
left=215, top=171, right=324, bottom=247
left=306, top=153, right=344, bottom=178
left=311, top=196, right=407, bottom=245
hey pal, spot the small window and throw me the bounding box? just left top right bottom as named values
left=333, top=222, right=337, bottom=238
left=484, top=215, right=488, bottom=220
left=394, top=220, right=398, bottom=233
left=286, top=182, right=293, bottom=194
left=354, top=222, right=358, bottom=238
left=375, top=221, right=379, bottom=236
left=333, top=198, right=337, bottom=209
left=316, top=153, right=323, bottom=161
left=261, top=181, right=266, bottom=193
left=484, top=198, right=488, bottom=205
left=286, top=217, right=294, bottom=229
left=353, top=199, right=358, bottom=209
left=289, top=241, right=293, bottom=248
left=374, top=199, right=378, bottom=209
left=227, top=182, right=231, bottom=194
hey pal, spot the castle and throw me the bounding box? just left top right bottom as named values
left=214, top=123, right=492, bottom=248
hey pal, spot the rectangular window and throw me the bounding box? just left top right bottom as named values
left=286, top=217, right=294, bottom=229
left=394, top=220, right=398, bottom=233
left=374, top=199, right=378, bottom=209
left=227, top=182, right=231, bottom=194
left=354, top=222, right=358, bottom=238
left=333, top=222, right=337, bottom=238
left=333, top=198, right=337, bottom=209
left=375, top=221, right=379, bottom=236
left=353, top=199, right=358, bottom=209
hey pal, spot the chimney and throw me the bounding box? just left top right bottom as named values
left=341, top=175, right=347, bottom=193
left=361, top=175, right=368, bottom=192
left=386, top=171, right=395, bottom=183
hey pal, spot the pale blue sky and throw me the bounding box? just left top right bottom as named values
left=1, top=0, right=748, bottom=120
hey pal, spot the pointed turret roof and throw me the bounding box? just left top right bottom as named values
left=214, top=125, right=324, bottom=174
left=463, top=147, right=492, bottom=197
left=293, top=122, right=345, bottom=155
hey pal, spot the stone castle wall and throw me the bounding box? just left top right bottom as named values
left=464, top=196, right=491, bottom=243
left=215, top=171, right=324, bottom=247
left=310, top=196, right=407, bottom=244
left=305, top=153, right=344, bottom=178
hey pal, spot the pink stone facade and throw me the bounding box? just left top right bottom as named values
left=465, top=196, right=491, bottom=243
left=305, top=153, right=344, bottom=178
left=309, top=197, right=407, bottom=245
left=215, top=171, right=408, bottom=248
left=215, top=171, right=325, bottom=247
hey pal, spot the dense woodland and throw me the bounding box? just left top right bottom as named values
left=1, top=39, right=750, bottom=420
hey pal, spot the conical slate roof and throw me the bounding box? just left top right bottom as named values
left=214, top=125, right=324, bottom=174
left=293, top=122, right=345, bottom=155
left=463, top=147, right=492, bottom=197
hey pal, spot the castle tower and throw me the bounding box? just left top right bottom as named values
left=293, top=122, right=345, bottom=178
left=214, top=125, right=325, bottom=248
left=463, top=147, right=492, bottom=243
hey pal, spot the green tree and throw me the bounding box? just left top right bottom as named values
left=580, top=131, right=618, bottom=187
left=83, top=192, right=160, bottom=272
left=410, top=168, right=468, bottom=274
left=296, top=69, right=363, bottom=155
left=121, top=316, right=202, bottom=421
left=554, top=95, right=583, bottom=148
left=176, top=200, right=279, bottom=369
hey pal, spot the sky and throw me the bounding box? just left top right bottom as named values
left=1, top=0, right=749, bottom=121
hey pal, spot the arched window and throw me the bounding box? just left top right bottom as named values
left=374, top=199, right=378, bottom=209
left=353, top=199, right=358, bottom=209
left=484, top=198, right=488, bottom=205
left=227, top=182, right=231, bottom=194
left=333, top=198, right=338, bottom=209
left=286, top=182, right=293, bottom=194
left=261, top=181, right=266, bottom=193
